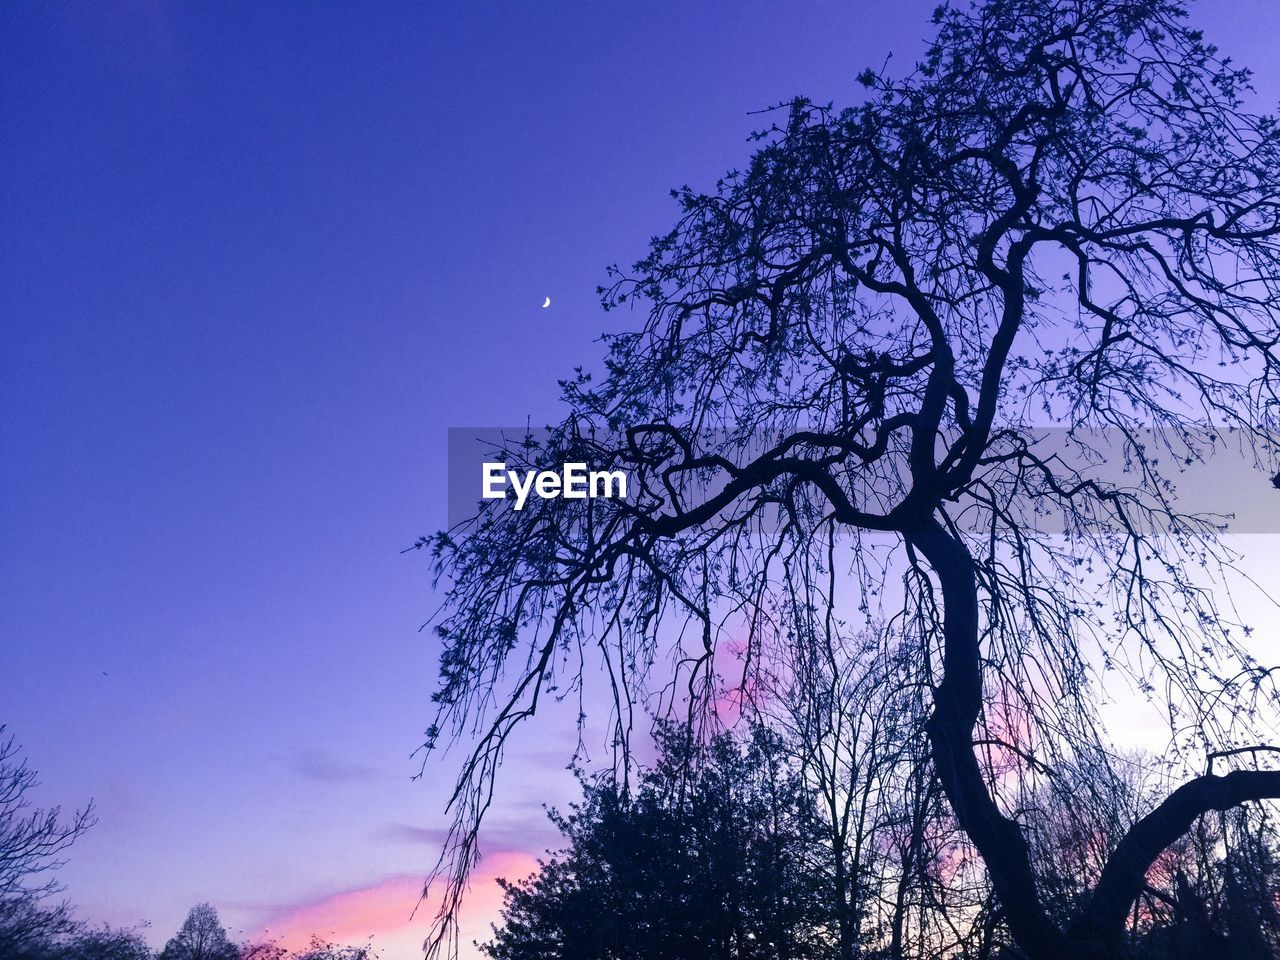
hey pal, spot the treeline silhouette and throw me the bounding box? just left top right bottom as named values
left=6, top=901, right=376, bottom=960
left=0, top=726, right=378, bottom=960
left=483, top=723, right=1280, bottom=960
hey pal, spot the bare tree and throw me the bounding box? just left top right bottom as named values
left=160, top=904, right=237, bottom=960
left=0, top=726, right=94, bottom=956
left=763, top=625, right=996, bottom=960
left=417, top=2, right=1280, bottom=957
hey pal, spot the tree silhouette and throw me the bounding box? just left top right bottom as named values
left=486, top=725, right=1280, bottom=959
left=285, top=937, right=380, bottom=960
left=483, top=725, right=832, bottom=960
left=760, top=629, right=988, bottom=960
left=159, top=904, right=237, bottom=960
left=238, top=938, right=381, bottom=960
left=48, top=925, right=153, bottom=960
left=0, top=725, right=94, bottom=956
left=419, top=1, right=1280, bottom=958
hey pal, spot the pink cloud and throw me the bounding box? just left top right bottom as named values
left=254, top=851, right=538, bottom=960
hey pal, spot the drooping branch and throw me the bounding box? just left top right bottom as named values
left=1071, top=768, right=1280, bottom=946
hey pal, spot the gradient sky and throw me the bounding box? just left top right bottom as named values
left=4, top=2, right=1280, bottom=958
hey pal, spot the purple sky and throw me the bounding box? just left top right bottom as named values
left=4, top=2, right=1280, bottom=956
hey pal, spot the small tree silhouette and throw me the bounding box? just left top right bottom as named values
left=160, top=904, right=237, bottom=960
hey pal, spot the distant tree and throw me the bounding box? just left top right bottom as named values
left=237, top=941, right=287, bottom=960
left=159, top=905, right=236, bottom=960
left=420, top=1, right=1280, bottom=958
left=238, top=937, right=378, bottom=960
left=483, top=724, right=831, bottom=960
left=0, top=725, right=95, bottom=956
left=54, top=925, right=154, bottom=960
left=290, top=937, right=379, bottom=960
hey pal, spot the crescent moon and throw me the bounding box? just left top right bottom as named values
left=542, top=296, right=551, bottom=308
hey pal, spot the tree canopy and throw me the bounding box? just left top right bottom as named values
left=484, top=725, right=1280, bottom=960
left=420, top=1, right=1280, bottom=958
left=158, top=904, right=237, bottom=960
left=484, top=725, right=829, bottom=960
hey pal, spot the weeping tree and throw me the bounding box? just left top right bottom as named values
left=417, top=1, right=1280, bottom=958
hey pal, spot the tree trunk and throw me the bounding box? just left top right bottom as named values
left=906, top=522, right=1072, bottom=960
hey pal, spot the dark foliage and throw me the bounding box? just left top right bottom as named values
left=482, top=725, right=834, bottom=960
left=484, top=727, right=1280, bottom=960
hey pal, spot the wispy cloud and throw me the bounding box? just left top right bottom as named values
left=375, top=802, right=561, bottom=856
left=252, top=851, right=537, bottom=960
left=287, top=748, right=384, bottom=784
left=376, top=824, right=448, bottom=847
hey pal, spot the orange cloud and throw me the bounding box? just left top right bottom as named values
left=255, top=850, right=538, bottom=960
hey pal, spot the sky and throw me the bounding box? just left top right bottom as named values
left=3, top=2, right=1280, bottom=958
